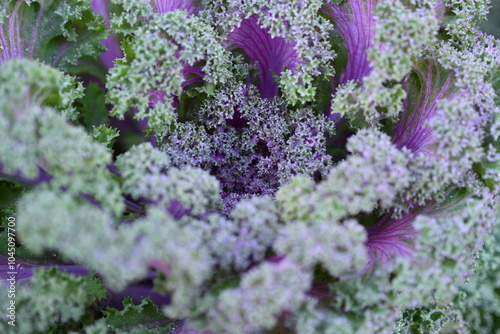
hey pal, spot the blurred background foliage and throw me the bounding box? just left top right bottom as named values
left=480, top=1, right=500, bottom=38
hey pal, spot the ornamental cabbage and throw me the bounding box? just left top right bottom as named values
left=0, top=0, right=499, bottom=333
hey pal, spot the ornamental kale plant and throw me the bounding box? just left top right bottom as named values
left=0, top=0, right=499, bottom=333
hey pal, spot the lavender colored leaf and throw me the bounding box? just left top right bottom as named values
left=228, top=15, right=302, bottom=98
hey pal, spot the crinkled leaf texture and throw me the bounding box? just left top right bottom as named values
left=322, top=0, right=378, bottom=86
left=0, top=267, right=106, bottom=334
left=1, top=0, right=499, bottom=333
left=0, top=0, right=108, bottom=70
left=153, top=0, right=200, bottom=15
left=106, top=10, right=233, bottom=134
left=228, top=14, right=302, bottom=98
left=104, top=297, right=184, bottom=333
left=392, top=58, right=457, bottom=153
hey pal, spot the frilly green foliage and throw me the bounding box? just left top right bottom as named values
left=115, top=143, right=172, bottom=202
left=452, top=208, right=500, bottom=333
left=200, top=259, right=312, bottom=333
left=17, top=189, right=213, bottom=293
left=443, top=0, right=490, bottom=38
left=394, top=201, right=500, bottom=334
left=0, top=59, right=124, bottom=214
left=275, top=175, right=316, bottom=222
left=274, top=219, right=367, bottom=277
left=0, top=58, right=83, bottom=121
left=272, top=129, right=413, bottom=279
left=252, top=0, right=336, bottom=104
left=16, top=188, right=127, bottom=280
left=163, top=167, right=222, bottom=215
left=294, top=298, right=358, bottom=334
left=206, top=196, right=281, bottom=270
left=2, top=0, right=500, bottom=333
left=0, top=0, right=108, bottom=71
left=116, top=143, right=221, bottom=213
left=394, top=304, right=466, bottom=334
left=107, top=9, right=233, bottom=134
left=332, top=0, right=439, bottom=124
left=92, top=125, right=120, bottom=152
left=322, top=190, right=495, bottom=333
left=295, top=297, right=400, bottom=334
left=108, top=0, right=154, bottom=35
left=401, top=192, right=494, bottom=302
left=227, top=197, right=280, bottom=267
left=103, top=297, right=183, bottom=333
left=132, top=208, right=214, bottom=317
left=369, top=1, right=438, bottom=82
left=0, top=268, right=106, bottom=334
left=277, top=128, right=410, bottom=222
left=202, top=0, right=336, bottom=104
left=402, top=96, right=486, bottom=206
